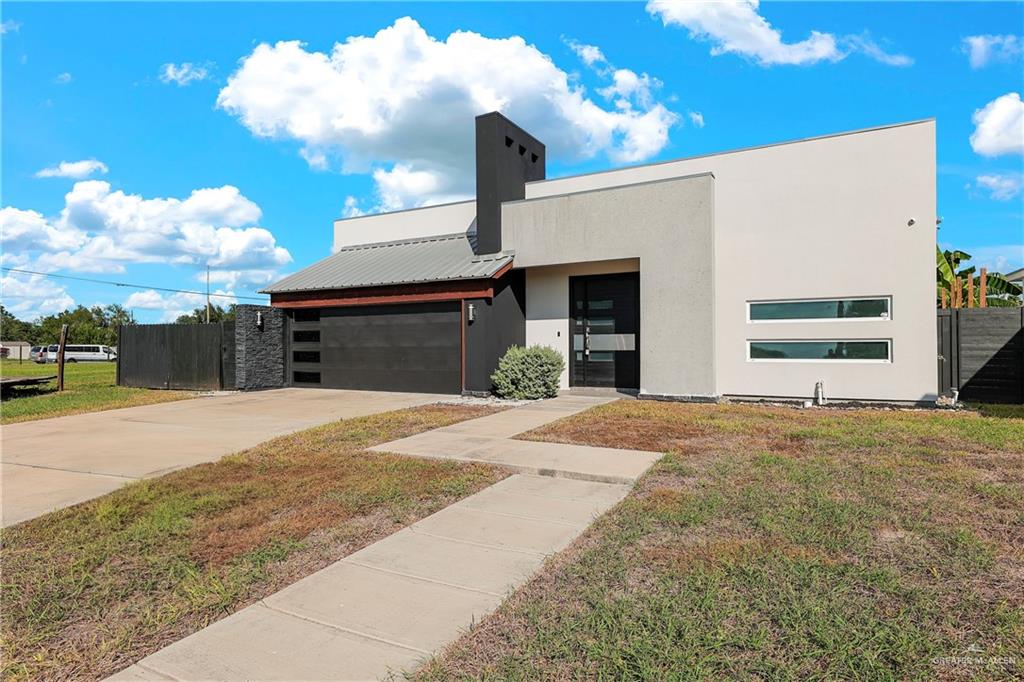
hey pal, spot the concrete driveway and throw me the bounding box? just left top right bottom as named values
left=1, top=389, right=439, bottom=527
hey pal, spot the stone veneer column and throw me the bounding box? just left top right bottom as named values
left=234, top=305, right=286, bottom=390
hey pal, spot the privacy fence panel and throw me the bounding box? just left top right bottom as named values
left=117, top=323, right=234, bottom=390
left=937, top=308, right=1023, bottom=404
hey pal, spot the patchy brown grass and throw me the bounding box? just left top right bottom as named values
left=1, top=404, right=507, bottom=682
left=420, top=401, right=1024, bottom=681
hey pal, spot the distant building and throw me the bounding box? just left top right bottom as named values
left=0, top=341, right=32, bottom=360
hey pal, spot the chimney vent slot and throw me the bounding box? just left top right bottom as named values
left=505, top=136, right=514, bottom=148
left=518, top=144, right=526, bottom=156
left=531, top=153, right=539, bottom=163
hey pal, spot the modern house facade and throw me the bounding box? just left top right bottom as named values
left=264, top=112, right=938, bottom=403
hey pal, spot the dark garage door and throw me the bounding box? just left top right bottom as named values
left=290, top=302, right=462, bottom=394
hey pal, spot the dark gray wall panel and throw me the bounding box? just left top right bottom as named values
left=937, top=308, right=1023, bottom=404
left=117, top=323, right=226, bottom=390
left=464, top=270, right=526, bottom=394
left=957, top=308, right=1023, bottom=403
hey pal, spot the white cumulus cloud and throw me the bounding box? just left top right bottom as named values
left=1, top=272, right=75, bottom=318
left=688, top=110, right=705, bottom=128
left=565, top=38, right=607, bottom=67
left=217, top=17, right=678, bottom=210
left=1, top=181, right=291, bottom=312
left=159, top=62, right=212, bottom=86
left=123, top=289, right=169, bottom=309
left=962, top=35, right=1022, bottom=69
left=1, top=19, right=21, bottom=34
left=123, top=288, right=236, bottom=322
left=976, top=173, right=1023, bottom=201
left=35, top=159, right=109, bottom=179
left=0, top=206, right=86, bottom=252
left=970, top=92, right=1024, bottom=157
left=647, top=0, right=911, bottom=67
left=341, top=196, right=366, bottom=219
left=54, top=72, right=72, bottom=84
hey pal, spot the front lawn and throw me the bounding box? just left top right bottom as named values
left=420, top=401, right=1024, bottom=680
left=0, top=360, right=192, bottom=424
left=1, top=403, right=506, bottom=681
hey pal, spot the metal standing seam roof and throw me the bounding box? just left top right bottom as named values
left=260, top=232, right=514, bottom=294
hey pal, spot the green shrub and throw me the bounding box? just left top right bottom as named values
left=491, top=345, right=565, bottom=400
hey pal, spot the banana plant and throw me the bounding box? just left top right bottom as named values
left=936, top=246, right=1022, bottom=307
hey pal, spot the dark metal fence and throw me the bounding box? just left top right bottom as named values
left=117, top=323, right=235, bottom=390
left=938, top=308, right=1023, bottom=403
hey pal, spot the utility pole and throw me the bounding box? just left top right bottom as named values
left=206, top=264, right=211, bottom=324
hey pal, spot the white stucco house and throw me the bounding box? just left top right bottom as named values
left=264, top=112, right=937, bottom=403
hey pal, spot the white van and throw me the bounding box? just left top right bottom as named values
left=41, top=344, right=117, bottom=363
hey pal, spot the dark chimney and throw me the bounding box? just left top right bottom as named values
left=475, top=112, right=546, bottom=254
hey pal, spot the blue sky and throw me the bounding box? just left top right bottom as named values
left=2, top=1, right=1022, bottom=323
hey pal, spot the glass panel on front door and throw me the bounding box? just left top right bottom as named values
left=570, top=273, right=639, bottom=389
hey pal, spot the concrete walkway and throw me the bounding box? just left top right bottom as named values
left=371, top=395, right=661, bottom=484
left=111, top=396, right=660, bottom=681
left=1, top=389, right=439, bottom=526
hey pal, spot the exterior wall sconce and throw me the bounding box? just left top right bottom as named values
left=467, top=303, right=476, bottom=323
left=255, top=311, right=264, bottom=330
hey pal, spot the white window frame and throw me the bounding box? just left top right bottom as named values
left=746, top=339, right=892, bottom=364
left=746, top=296, right=892, bottom=324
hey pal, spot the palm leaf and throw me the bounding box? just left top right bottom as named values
left=936, top=247, right=955, bottom=286
left=983, top=273, right=1024, bottom=296
left=985, top=296, right=1022, bottom=307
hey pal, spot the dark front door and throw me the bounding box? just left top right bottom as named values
left=570, top=273, right=639, bottom=389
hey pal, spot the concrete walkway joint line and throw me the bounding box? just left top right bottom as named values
left=258, top=602, right=432, bottom=655
left=343, top=560, right=505, bottom=598
left=108, top=395, right=662, bottom=681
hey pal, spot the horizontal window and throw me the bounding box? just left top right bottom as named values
left=749, top=298, right=890, bottom=322
left=748, top=340, right=890, bottom=362
left=292, top=351, right=320, bottom=364
left=293, top=330, right=320, bottom=343
left=293, top=371, right=321, bottom=384
left=293, top=308, right=320, bottom=323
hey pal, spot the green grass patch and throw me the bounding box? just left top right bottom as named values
left=1, top=403, right=506, bottom=681
left=0, top=360, right=192, bottom=424
left=420, top=402, right=1024, bottom=681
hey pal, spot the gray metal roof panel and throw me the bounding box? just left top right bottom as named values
left=261, top=232, right=513, bottom=293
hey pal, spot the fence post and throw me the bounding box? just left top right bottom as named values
left=56, top=324, right=69, bottom=392
left=979, top=268, right=987, bottom=308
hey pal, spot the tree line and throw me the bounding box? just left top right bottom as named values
left=1, top=304, right=237, bottom=346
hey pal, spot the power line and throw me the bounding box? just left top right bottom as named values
left=0, top=267, right=269, bottom=302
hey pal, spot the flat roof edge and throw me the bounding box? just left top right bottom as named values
left=527, top=118, right=936, bottom=187
left=506, top=171, right=715, bottom=206
left=333, top=199, right=475, bottom=225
